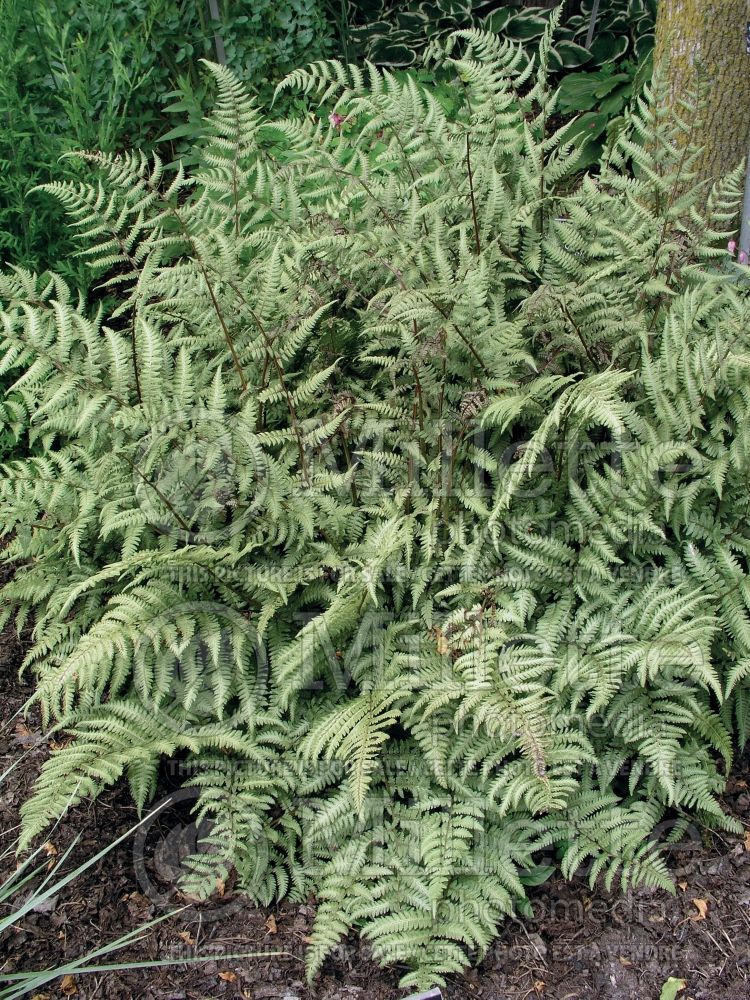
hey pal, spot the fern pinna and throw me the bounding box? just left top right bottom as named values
left=1, top=18, right=748, bottom=989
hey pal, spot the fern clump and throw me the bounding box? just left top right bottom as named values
left=1, top=21, right=749, bottom=989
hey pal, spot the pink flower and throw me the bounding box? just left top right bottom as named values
left=740, top=250, right=748, bottom=265
left=728, top=240, right=737, bottom=255
left=329, top=112, right=345, bottom=128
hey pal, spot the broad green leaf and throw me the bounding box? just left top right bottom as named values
left=659, top=978, right=687, bottom=1000
left=483, top=6, right=512, bottom=32
left=555, top=40, right=593, bottom=68
left=505, top=13, right=549, bottom=40
left=590, top=32, right=630, bottom=65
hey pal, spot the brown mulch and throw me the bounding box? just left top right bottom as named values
left=1, top=620, right=749, bottom=1000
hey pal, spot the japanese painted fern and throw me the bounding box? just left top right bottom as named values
left=1, top=22, right=749, bottom=989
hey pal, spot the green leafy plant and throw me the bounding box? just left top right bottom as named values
left=340, top=0, right=476, bottom=66
left=337, top=0, right=655, bottom=73
left=0, top=0, right=331, bottom=465
left=556, top=54, right=653, bottom=168
left=215, top=0, right=333, bottom=107
left=335, top=1, right=655, bottom=169
left=1, top=19, right=749, bottom=991
left=485, top=0, right=655, bottom=69
left=0, top=0, right=333, bottom=280
left=659, top=978, right=688, bottom=1000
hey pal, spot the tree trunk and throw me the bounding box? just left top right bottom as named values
left=654, top=0, right=750, bottom=184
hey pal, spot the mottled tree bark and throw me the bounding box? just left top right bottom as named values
left=654, top=0, right=750, bottom=184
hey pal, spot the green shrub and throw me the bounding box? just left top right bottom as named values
left=2, top=21, right=749, bottom=990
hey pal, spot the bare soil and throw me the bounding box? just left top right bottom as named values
left=1, top=620, right=749, bottom=1000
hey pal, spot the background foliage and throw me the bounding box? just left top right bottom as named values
left=342, top=0, right=655, bottom=69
